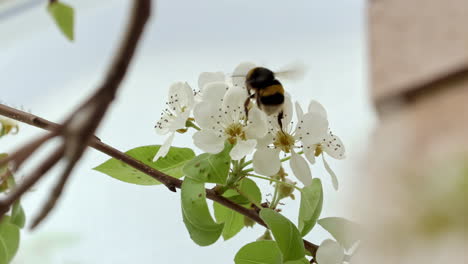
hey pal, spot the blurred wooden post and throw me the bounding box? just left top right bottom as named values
left=357, top=0, right=468, bottom=263
left=369, top=0, right=468, bottom=163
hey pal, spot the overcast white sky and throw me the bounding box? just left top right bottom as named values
left=0, top=0, right=371, bottom=263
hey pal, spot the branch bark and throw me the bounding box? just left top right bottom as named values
left=0, top=103, right=319, bottom=256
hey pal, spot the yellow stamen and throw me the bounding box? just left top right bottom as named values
left=273, top=131, right=295, bottom=153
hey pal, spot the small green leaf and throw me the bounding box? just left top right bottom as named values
left=260, top=209, right=305, bottom=262
left=0, top=216, right=20, bottom=263
left=298, top=178, right=323, bottom=236
left=94, top=145, right=195, bottom=185
left=181, top=178, right=223, bottom=246
left=47, top=2, right=75, bottom=41
left=234, top=241, right=282, bottom=264
left=318, top=217, right=360, bottom=250
left=11, top=201, right=26, bottom=229
left=183, top=144, right=231, bottom=184
left=213, top=203, right=244, bottom=240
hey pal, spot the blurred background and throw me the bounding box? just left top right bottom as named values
left=0, top=0, right=371, bottom=263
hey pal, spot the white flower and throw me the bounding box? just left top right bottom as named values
left=192, top=83, right=268, bottom=160
left=0, top=116, right=19, bottom=136
left=153, top=82, right=195, bottom=161
left=316, top=239, right=346, bottom=264
left=303, top=100, right=345, bottom=190
left=253, top=97, right=329, bottom=186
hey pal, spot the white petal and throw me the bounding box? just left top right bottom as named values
left=316, top=239, right=345, bottom=264
left=193, top=103, right=217, bottom=130
left=253, top=148, right=281, bottom=176
left=297, top=112, right=329, bottom=146
left=230, top=139, right=257, bottom=160
left=281, top=95, right=294, bottom=130
left=168, top=111, right=190, bottom=131
left=198, top=72, right=225, bottom=92
left=153, top=133, right=175, bottom=161
left=232, top=62, right=256, bottom=88
left=193, top=130, right=225, bottom=154
left=193, top=82, right=227, bottom=129
left=256, top=133, right=274, bottom=149
left=245, top=107, right=268, bottom=139
left=295, top=101, right=304, bottom=122
left=169, top=82, right=194, bottom=110
left=290, top=151, right=312, bottom=186
left=308, top=100, right=327, bottom=119
left=321, top=131, right=346, bottom=160
left=222, top=86, right=248, bottom=122
left=322, top=155, right=339, bottom=190
left=303, top=145, right=316, bottom=164
left=200, top=82, right=229, bottom=103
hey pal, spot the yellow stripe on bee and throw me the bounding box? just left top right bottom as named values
left=259, top=84, right=284, bottom=97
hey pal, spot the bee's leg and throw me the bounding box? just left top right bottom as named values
left=244, top=97, right=251, bottom=120
left=277, top=110, right=284, bottom=132
left=244, top=92, right=255, bottom=120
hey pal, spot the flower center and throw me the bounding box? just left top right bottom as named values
left=273, top=131, right=295, bottom=153
left=225, top=123, right=246, bottom=144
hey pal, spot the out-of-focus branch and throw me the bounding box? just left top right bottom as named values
left=0, top=0, right=152, bottom=228
left=375, top=62, right=468, bottom=116
left=0, top=104, right=320, bottom=256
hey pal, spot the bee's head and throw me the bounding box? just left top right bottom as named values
left=245, top=67, right=275, bottom=89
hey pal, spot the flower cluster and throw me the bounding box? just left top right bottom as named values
left=153, top=62, right=345, bottom=187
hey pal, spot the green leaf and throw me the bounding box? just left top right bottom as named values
left=10, top=201, right=25, bottom=229
left=234, top=241, right=282, bottom=264
left=318, top=217, right=360, bottom=250
left=181, top=178, right=223, bottom=246
left=183, top=144, right=231, bottom=184
left=259, top=209, right=305, bottom=262
left=47, top=2, right=75, bottom=41
left=0, top=216, right=20, bottom=263
left=224, top=178, right=262, bottom=205
left=213, top=178, right=262, bottom=240
left=94, top=145, right=195, bottom=185
left=213, top=203, right=244, bottom=240
left=298, top=178, right=323, bottom=236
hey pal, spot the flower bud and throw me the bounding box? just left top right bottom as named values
left=278, top=179, right=296, bottom=200
left=256, top=230, right=272, bottom=241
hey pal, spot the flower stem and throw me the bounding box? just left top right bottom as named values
left=270, top=181, right=280, bottom=209
left=247, top=174, right=302, bottom=191
left=185, top=119, right=201, bottom=131
left=279, top=150, right=304, bottom=163
left=240, top=151, right=305, bottom=172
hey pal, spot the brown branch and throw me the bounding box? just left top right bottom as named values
left=0, top=104, right=320, bottom=255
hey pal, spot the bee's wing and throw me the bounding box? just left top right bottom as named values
left=275, top=61, right=307, bottom=81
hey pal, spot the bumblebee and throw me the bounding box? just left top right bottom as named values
left=244, top=67, right=286, bottom=129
